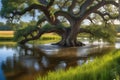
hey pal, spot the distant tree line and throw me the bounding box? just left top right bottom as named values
left=0, top=20, right=37, bottom=31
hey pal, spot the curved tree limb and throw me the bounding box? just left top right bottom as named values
left=5, top=2, right=55, bottom=24
left=55, top=11, right=75, bottom=26
left=47, top=0, right=55, bottom=8
left=94, top=11, right=119, bottom=21
left=6, top=4, right=46, bottom=19
left=59, top=0, right=69, bottom=10
left=87, top=16, right=95, bottom=24
left=19, top=26, right=65, bottom=44
left=94, top=11, right=107, bottom=21
left=68, top=0, right=77, bottom=15
left=77, top=0, right=94, bottom=16
left=77, top=0, right=119, bottom=21
left=37, top=17, right=46, bottom=26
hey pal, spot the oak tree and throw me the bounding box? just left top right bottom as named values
left=0, top=0, right=119, bottom=47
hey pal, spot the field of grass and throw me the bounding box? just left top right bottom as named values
left=0, top=31, right=14, bottom=37
left=36, top=50, right=120, bottom=80
left=40, top=33, right=61, bottom=40
left=0, top=31, right=14, bottom=41
left=29, top=33, right=61, bottom=44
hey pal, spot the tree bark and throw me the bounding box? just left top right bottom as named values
left=53, top=26, right=85, bottom=47
left=19, top=26, right=85, bottom=47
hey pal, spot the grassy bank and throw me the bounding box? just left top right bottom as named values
left=0, top=31, right=14, bottom=41
left=36, top=50, right=120, bottom=80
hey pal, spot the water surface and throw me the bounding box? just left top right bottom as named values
left=0, top=41, right=119, bottom=80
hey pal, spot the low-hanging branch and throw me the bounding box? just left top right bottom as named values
left=19, top=26, right=65, bottom=44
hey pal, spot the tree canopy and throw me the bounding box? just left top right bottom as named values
left=0, top=0, right=120, bottom=47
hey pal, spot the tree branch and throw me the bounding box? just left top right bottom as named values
left=37, top=17, right=46, bottom=26
left=87, top=16, right=95, bottom=24
left=47, top=0, right=55, bottom=8
left=78, top=0, right=94, bottom=16
left=5, top=4, right=46, bottom=19
left=94, top=11, right=119, bottom=21
left=93, top=11, right=107, bottom=21
left=19, top=26, right=65, bottom=44
left=77, top=0, right=119, bottom=21
left=68, top=0, right=77, bottom=15
left=55, top=11, right=75, bottom=26
left=13, top=4, right=46, bottom=15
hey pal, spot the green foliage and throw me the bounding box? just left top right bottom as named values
left=14, top=23, right=64, bottom=42
left=0, top=22, right=4, bottom=26
left=0, top=21, right=19, bottom=30
left=36, top=50, right=120, bottom=80
left=0, top=0, right=40, bottom=17
left=0, top=26, right=13, bottom=30
left=42, top=23, right=65, bottom=31
left=86, top=24, right=116, bottom=43
left=14, top=25, right=38, bottom=41
left=116, top=25, right=120, bottom=32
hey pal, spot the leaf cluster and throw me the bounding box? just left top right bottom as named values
left=14, top=25, right=38, bottom=41
left=86, top=24, right=117, bottom=43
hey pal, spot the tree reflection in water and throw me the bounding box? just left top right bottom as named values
left=1, top=44, right=114, bottom=80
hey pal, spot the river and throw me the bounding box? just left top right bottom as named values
left=0, top=41, right=120, bottom=80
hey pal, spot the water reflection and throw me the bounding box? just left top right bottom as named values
left=0, top=42, right=118, bottom=80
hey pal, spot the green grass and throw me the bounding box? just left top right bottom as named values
left=36, top=50, right=120, bottom=80
left=29, top=33, right=61, bottom=44
left=40, top=33, right=61, bottom=40
left=0, top=42, right=16, bottom=45
left=31, top=39, right=60, bottom=45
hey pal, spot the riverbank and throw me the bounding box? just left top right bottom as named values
left=36, top=50, right=120, bottom=80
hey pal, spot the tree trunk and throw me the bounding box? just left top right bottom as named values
left=54, top=27, right=85, bottom=47
left=55, top=33, right=85, bottom=47
left=19, top=25, right=85, bottom=47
